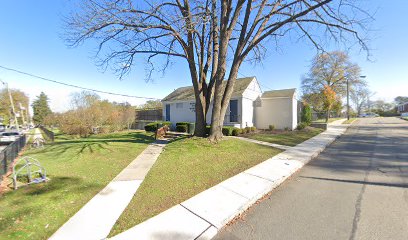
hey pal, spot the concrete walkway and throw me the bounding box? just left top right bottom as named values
left=33, top=128, right=44, bottom=140
left=110, top=122, right=348, bottom=240
left=50, top=139, right=169, bottom=240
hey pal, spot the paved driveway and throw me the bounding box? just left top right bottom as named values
left=213, top=117, right=408, bottom=240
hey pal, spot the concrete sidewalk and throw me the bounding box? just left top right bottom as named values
left=110, top=122, right=348, bottom=240
left=33, top=128, right=44, bottom=140
left=229, top=136, right=291, bottom=150
left=50, top=140, right=168, bottom=240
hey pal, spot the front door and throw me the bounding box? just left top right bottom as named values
left=165, top=104, right=171, bottom=121
left=229, top=100, right=238, bottom=122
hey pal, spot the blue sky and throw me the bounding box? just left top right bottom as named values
left=0, top=0, right=407, bottom=112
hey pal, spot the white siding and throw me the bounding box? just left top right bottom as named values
left=162, top=101, right=196, bottom=126
left=291, top=95, right=298, bottom=129
left=241, top=78, right=262, bottom=128
left=255, top=97, right=297, bottom=130
left=162, top=77, right=270, bottom=129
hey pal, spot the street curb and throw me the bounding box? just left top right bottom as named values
left=110, top=123, right=349, bottom=240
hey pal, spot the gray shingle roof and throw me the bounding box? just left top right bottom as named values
left=261, top=88, right=296, bottom=98
left=162, top=77, right=255, bottom=102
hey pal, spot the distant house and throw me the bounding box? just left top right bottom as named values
left=161, top=77, right=298, bottom=130
left=397, top=102, right=408, bottom=113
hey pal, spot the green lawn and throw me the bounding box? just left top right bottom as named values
left=109, top=137, right=281, bottom=236
left=343, top=118, right=357, bottom=124
left=246, top=127, right=324, bottom=147
left=0, top=131, right=153, bottom=240
left=402, top=117, right=408, bottom=121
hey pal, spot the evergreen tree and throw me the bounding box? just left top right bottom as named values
left=301, top=104, right=312, bottom=125
left=32, top=92, right=52, bottom=124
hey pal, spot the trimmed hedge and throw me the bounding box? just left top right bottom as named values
left=176, top=122, right=190, bottom=126
left=205, top=125, right=211, bottom=135
left=176, top=125, right=188, bottom=132
left=222, top=126, right=234, bottom=136
left=144, top=121, right=171, bottom=132
left=232, top=128, right=241, bottom=136
left=204, top=126, right=241, bottom=136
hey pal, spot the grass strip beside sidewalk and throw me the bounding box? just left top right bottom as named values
left=245, top=127, right=324, bottom=147
left=110, top=137, right=281, bottom=236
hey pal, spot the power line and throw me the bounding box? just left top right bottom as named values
left=0, top=65, right=160, bottom=100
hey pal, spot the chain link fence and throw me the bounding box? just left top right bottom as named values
left=0, top=135, right=27, bottom=183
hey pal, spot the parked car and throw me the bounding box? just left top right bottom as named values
left=359, top=113, right=378, bottom=118
left=0, top=132, right=21, bottom=144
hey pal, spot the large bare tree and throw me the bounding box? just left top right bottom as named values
left=350, top=83, right=372, bottom=116
left=66, top=0, right=370, bottom=141
left=301, top=51, right=364, bottom=97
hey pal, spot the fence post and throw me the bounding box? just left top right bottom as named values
left=3, top=150, right=7, bottom=176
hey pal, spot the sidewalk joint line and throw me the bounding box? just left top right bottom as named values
left=244, top=172, right=284, bottom=182
left=194, top=225, right=213, bottom=240
left=179, top=203, right=215, bottom=227
left=218, top=185, right=251, bottom=200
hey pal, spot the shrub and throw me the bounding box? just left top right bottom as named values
left=301, top=104, right=312, bottom=125
left=144, top=123, right=157, bottom=132
left=222, top=126, right=234, bottom=136
left=232, top=128, right=241, bottom=136
left=176, top=124, right=188, bottom=132
left=245, top=127, right=251, bottom=133
left=176, top=122, right=190, bottom=126
left=284, top=127, right=290, bottom=131
left=144, top=121, right=171, bottom=132
left=269, top=125, right=275, bottom=131
left=297, top=122, right=308, bottom=130
left=205, top=125, right=211, bottom=135
left=250, top=126, right=256, bottom=132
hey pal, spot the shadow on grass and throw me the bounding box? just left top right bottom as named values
left=27, top=132, right=155, bottom=155
left=0, top=176, right=100, bottom=232
left=53, top=132, right=155, bottom=145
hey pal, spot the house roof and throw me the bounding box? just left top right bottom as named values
left=261, top=88, right=296, bottom=98
left=162, top=77, right=255, bottom=102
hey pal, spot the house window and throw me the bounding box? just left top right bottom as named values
left=176, top=103, right=183, bottom=109
left=189, top=102, right=196, bottom=112
left=229, top=100, right=238, bottom=122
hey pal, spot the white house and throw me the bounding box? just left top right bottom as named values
left=161, top=77, right=298, bottom=130
left=254, top=88, right=298, bottom=130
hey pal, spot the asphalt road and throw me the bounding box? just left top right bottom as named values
left=213, top=117, right=408, bottom=240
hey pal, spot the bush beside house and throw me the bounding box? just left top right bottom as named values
left=176, top=125, right=188, bottom=132
left=144, top=121, right=171, bottom=132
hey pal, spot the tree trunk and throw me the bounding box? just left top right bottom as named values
left=194, top=96, right=207, bottom=137
left=326, top=108, right=330, bottom=123
left=208, top=73, right=225, bottom=141
left=208, top=61, right=242, bottom=142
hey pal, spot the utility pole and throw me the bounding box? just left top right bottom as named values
left=19, top=103, right=26, bottom=127
left=0, top=79, right=20, bottom=131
